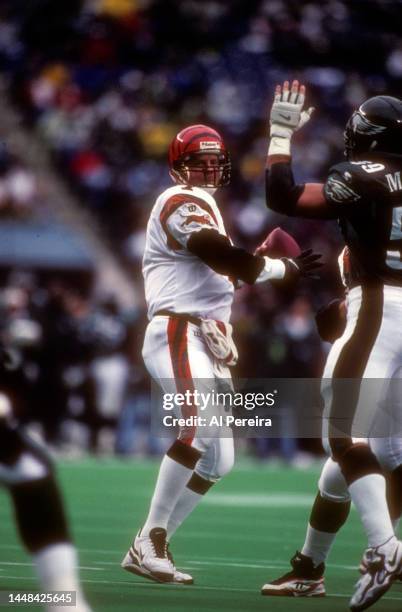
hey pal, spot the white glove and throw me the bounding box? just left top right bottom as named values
left=255, top=257, right=286, bottom=283
left=268, top=80, right=314, bottom=155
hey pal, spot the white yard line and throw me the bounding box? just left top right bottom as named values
left=1, top=574, right=402, bottom=601
left=0, top=543, right=364, bottom=567
left=204, top=493, right=315, bottom=507
left=0, top=557, right=385, bottom=575
left=0, top=561, right=103, bottom=571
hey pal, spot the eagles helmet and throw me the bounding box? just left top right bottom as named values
left=168, top=124, right=231, bottom=188
left=344, top=95, right=402, bottom=160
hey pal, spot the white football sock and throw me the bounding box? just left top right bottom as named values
left=349, top=474, right=394, bottom=548
left=301, top=525, right=336, bottom=566
left=33, top=543, right=91, bottom=612
left=142, top=455, right=193, bottom=536
left=167, top=485, right=204, bottom=540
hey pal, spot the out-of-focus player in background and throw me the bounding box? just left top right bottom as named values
left=121, top=124, right=321, bottom=585
left=263, top=80, right=402, bottom=610
left=262, top=247, right=402, bottom=600
left=0, top=348, right=92, bottom=612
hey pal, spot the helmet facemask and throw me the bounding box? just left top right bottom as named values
left=343, top=112, right=377, bottom=160
left=343, top=115, right=356, bottom=160
left=172, top=150, right=231, bottom=188
left=343, top=97, right=402, bottom=160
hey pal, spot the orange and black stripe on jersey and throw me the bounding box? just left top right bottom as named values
left=159, top=193, right=219, bottom=250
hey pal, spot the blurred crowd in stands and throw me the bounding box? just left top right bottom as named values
left=0, top=148, right=42, bottom=218
left=0, top=270, right=157, bottom=456
left=0, top=0, right=401, bottom=460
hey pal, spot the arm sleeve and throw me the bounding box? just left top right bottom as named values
left=266, top=162, right=345, bottom=219
left=187, top=229, right=265, bottom=284
left=265, top=162, right=305, bottom=215
left=164, top=201, right=218, bottom=248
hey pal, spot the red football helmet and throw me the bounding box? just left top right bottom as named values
left=168, top=124, right=231, bottom=188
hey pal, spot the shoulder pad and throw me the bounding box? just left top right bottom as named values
left=330, top=159, right=388, bottom=180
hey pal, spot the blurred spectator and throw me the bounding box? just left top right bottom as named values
left=0, top=150, right=41, bottom=217
left=0, top=277, right=136, bottom=454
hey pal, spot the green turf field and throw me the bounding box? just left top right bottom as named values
left=1, top=458, right=402, bottom=611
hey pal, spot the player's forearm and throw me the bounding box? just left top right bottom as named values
left=265, top=161, right=304, bottom=215
left=187, top=229, right=284, bottom=285
left=266, top=80, right=335, bottom=219
left=266, top=162, right=335, bottom=219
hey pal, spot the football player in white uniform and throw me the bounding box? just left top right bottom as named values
left=121, top=124, right=321, bottom=585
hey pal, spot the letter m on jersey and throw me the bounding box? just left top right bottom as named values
left=386, top=171, right=402, bottom=193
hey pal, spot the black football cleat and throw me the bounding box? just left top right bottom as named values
left=261, top=551, right=325, bottom=597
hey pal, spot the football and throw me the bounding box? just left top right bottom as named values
left=255, top=227, right=301, bottom=258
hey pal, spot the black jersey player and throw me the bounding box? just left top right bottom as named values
left=262, top=81, right=402, bottom=611
left=0, top=345, right=92, bottom=612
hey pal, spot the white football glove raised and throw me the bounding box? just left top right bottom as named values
left=268, top=80, right=314, bottom=155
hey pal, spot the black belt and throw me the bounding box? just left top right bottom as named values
left=154, top=309, right=201, bottom=326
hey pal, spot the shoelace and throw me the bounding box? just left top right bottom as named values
left=166, top=544, right=176, bottom=569
left=149, top=532, right=168, bottom=558
left=366, top=548, right=386, bottom=575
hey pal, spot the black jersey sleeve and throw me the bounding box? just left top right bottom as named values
left=187, top=229, right=265, bottom=284
left=323, top=162, right=363, bottom=213
left=265, top=163, right=305, bottom=215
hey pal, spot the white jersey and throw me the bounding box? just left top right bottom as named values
left=142, top=184, right=234, bottom=322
